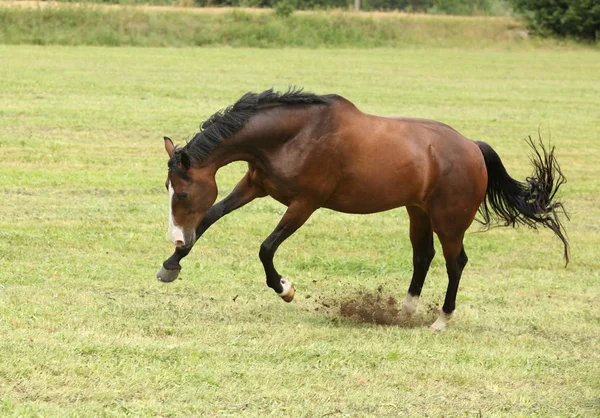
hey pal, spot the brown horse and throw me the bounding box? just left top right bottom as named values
left=157, top=88, right=568, bottom=331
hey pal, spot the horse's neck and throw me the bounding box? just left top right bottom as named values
left=206, top=107, right=305, bottom=169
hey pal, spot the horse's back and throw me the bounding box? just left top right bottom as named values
left=321, top=104, right=487, bottom=215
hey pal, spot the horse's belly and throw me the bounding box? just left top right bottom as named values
left=323, top=198, right=409, bottom=214
left=323, top=172, right=426, bottom=214
left=320, top=131, right=436, bottom=214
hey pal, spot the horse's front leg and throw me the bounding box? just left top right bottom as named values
left=259, top=200, right=316, bottom=302
left=157, top=171, right=266, bottom=282
left=156, top=246, right=192, bottom=283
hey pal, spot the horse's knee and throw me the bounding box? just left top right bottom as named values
left=259, top=243, right=272, bottom=263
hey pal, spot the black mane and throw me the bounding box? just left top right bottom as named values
left=168, top=88, right=331, bottom=176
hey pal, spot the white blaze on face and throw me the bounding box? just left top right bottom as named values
left=168, top=181, right=185, bottom=245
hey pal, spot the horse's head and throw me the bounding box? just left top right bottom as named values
left=163, top=137, right=218, bottom=248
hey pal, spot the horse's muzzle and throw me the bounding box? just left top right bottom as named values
left=169, top=228, right=195, bottom=249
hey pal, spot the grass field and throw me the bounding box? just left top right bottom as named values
left=0, top=45, right=599, bottom=416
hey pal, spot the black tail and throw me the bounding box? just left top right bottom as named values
left=476, top=136, right=570, bottom=264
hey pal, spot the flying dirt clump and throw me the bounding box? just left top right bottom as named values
left=337, top=290, right=438, bottom=327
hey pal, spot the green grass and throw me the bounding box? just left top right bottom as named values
left=0, top=45, right=599, bottom=416
left=1, top=4, right=590, bottom=48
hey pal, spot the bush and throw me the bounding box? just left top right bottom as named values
left=194, top=0, right=350, bottom=9
left=274, top=0, right=296, bottom=17
left=429, top=0, right=508, bottom=16
left=361, top=0, right=432, bottom=12
left=511, top=0, right=600, bottom=41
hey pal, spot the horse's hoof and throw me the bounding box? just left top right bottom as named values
left=156, top=265, right=180, bottom=283
left=278, top=278, right=295, bottom=303
left=430, top=311, right=453, bottom=332
left=281, top=287, right=295, bottom=303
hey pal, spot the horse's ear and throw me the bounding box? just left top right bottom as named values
left=180, top=151, right=191, bottom=170
left=164, top=136, right=175, bottom=157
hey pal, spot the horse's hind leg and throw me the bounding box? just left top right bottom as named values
left=421, top=181, right=479, bottom=328
left=458, top=245, right=468, bottom=270
left=430, top=230, right=470, bottom=332
left=402, top=206, right=435, bottom=316
left=433, top=233, right=467, bottom=330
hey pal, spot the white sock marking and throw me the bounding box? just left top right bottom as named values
left=278, top=278, right=293, bottom=297
left=431, top=311, right=453, bottom=332
left=402, top=294, right=419, bottom=315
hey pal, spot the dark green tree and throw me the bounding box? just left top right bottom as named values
left=511, top=0, right=600, bottom=40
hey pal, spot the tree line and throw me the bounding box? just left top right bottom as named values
left=193, top=0, right=599, bottom=40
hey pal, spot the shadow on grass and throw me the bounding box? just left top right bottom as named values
left=317, top=290, right=438, bottom=328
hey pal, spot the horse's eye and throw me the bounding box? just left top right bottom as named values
left=177, top=193, right=188, bottom=201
